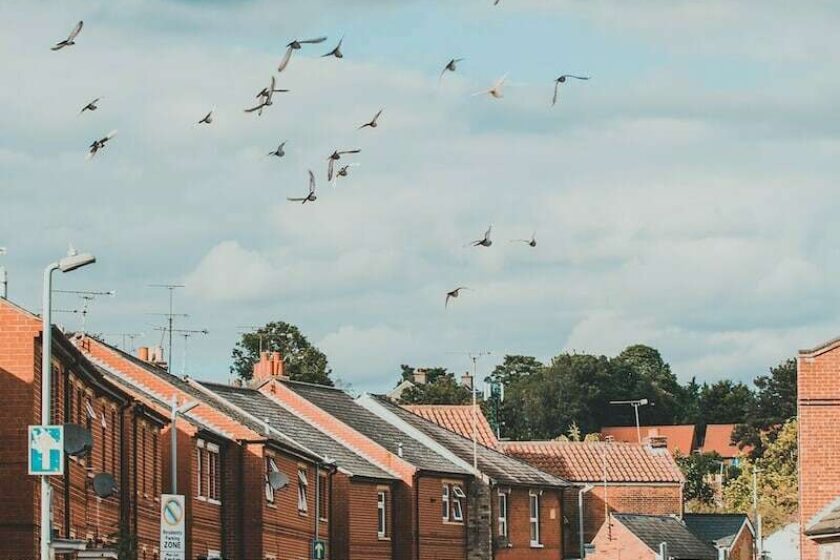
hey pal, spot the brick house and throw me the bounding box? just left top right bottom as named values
left=258, top=376, right=474, bottom=560
left=683, top=514, right=755, bottom=560
left=193, top=359, right=399, bottom=560
left=600, top=425, right=698, bottom=456
left=0, top=297, right=167, bottom=560
left=798, top=338, right=840, bottom=560
left=77, top=337, right=331, bottom=560
left=500, top=440, right=684, bottom=558
left=364, top=395, right=572, bottom=560
left=587, top=514, right=717, bottom=560
left=402, top=405, right=499, bottom=449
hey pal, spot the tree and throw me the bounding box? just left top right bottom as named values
left=400, top=371, right=471, bottom=405
left=724, top=419, right=798, bottom=534
left=734, top=359, right=796, bottom=457
left=676, top=451, right=723, bottom=505
left=485, top=355, right=544, bottom=439
left=230, top=321, right=332, bottom=385
left=613, top=345, right=684, bottom=425
left=698, top=380, right=755, bottom=426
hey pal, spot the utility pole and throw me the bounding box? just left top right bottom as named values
left=149, top=284, right=184, bottom=372
left=753, top=466, right=763, bottom=559
left=608, top=399, right=651, bottom=442
left=467, top=351, right=491, bottom=471
left=155, top=327, right=208, bottom=376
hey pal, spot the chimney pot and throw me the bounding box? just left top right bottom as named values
left=137, top=347, right=149, bottom=362
left=413, top=368, right=428, bottom=385
left=461, top=372, right=474, bottom=390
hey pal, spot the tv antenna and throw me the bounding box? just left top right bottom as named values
left=237, top=325, right=269, bottom=352
left=101, top=332, right=145, bottom=352
left=155, top=327, right=208, bottom=376
left=54, top=289, right=115, bottom=333
left=148, top=283, right=185, bottom=372
left=447, top=350, right=493, bottom=471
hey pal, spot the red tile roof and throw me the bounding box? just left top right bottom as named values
left=500, top=441, right=684, bottom=484
left=700, top=424, right=745, bottom=458
left=402, top=404, right=498, bottom=448
left=601, top=425, right=697, bottom=455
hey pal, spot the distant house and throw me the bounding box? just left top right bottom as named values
left=699, top=424, right=747, bottom=466
left=402, top=404, right=499, bottom=448
left=500, top=439, right=684, bottom=557
left=683, top=514, right=755, bottom=560
left=587, top=514, right=718, bottom=560
left=601, top=425, right=698, bottom=456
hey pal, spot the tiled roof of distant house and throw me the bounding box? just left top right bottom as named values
left=601, top=425, right=697, bottom=455
left=402, top=404, right=498, bottom=448
left=700, top=424, right=745, bottom=459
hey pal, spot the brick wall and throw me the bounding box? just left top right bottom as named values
left=343, top=479, right=393, bottom=560
left=466, top=479, right=492, bottom=560
left=496, top=488, right=563, bottom=560
left=729, top=526, right=754, bottom=560
left=417, top=475, right=468, bottom=560
left=799, top=346, right=840, bottom=560
left=586, top=516, right=654, bottom=560
left=562, top=483, right=682, bottom=555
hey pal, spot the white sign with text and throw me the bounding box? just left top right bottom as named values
left=160, top=494, right=186, bottom=560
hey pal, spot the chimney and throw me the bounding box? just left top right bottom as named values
left=461, top=371, right=473, bottom=390
left=252, top=351, right=286, bottom=385
left=413, top=368, right=428, bottom=385
left=137, top=346, right=150, bottom=362
left=270, top=351, right=285, bottom=377
left=148, top=346, right=167, bottom=369
left=646, top=435, right=669, bottom=449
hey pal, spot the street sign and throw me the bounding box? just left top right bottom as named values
left=312, top=538, right=326, bottom=560
left=28, top=425, right=64, bottom=475
left=160, top=494, right=186, bottom=560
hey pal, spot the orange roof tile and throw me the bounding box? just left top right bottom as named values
left=402, top=404, right=498, bottom=448
left=700, top=424, right=745, bottom=458
left=500, top=441, right=684, bottom=484
left=601, top=425, right=697, bottom=455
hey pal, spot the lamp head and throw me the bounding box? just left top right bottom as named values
left=58, top=253, right=96, bottom=273
left=177, top=400, right=199, bottom=415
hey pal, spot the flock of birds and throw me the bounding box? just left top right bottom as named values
left=50, top=9, right=590, bottom=309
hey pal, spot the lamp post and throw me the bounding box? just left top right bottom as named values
left=169, top=395, right=198, bottom=494
left=41, top=248, right=96, bottom=560
left=608, top=399, right=650, bottom=442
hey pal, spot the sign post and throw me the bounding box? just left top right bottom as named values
left=312, top=538, right=326, bottom=560
left=160, top=494, right=186, bottom=560
left=28, top=425, right=64, bottom=476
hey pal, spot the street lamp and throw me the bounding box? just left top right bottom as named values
left=170, top=395, right=199, bottom=495
left=608, top=398, right=650, bottom=443
left=41, top=247, right=96, bottom=560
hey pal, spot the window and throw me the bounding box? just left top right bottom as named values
left=208, top=445, right=220, bottom=501
left=529, top=491, right=541, bottom=547
left=442, top=483, right=465, bottom=522
left=317, top=473, right=328, bottom=521
left=498, top=490, right=509, bottom=538
left=297, top=467, right=308, bottom=513
left=141, top=426, right=147, bottom=495
left=442, top=484, right=450, bottom=520
left=110, top=410, right=117, bottom=477
left=196, top=440, right=220, bottom=502
left=265, top=456, right=279, bottom=503
left=152, top=430, right=159, bottom=496
left=377, top=491, right=388, bottom=538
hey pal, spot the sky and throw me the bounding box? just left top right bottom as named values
left=3, top=1, right=840, bottom=392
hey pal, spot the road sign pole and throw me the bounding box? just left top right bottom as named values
left=40, top=263, right=58, bottom=560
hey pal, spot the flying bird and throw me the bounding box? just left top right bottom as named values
left=445, top=287, right=470, bottom=308
left=86, top=130, right=117, bottom=160
left=470, top=226, right=493, bottom=247
left=322, top=36, right=344, bottom=58
left=287, top=170, right=318, bottom=204
left=277, top=36, right=328, bottom=72
left=552, top=75, right=590, bottom=106
left=51, top=21, right=83, bottom=51
left=511, top=233, right=537, bottom=247
left=331, top=163, right=360, bottom=188
left=248, top=76, right=289, bottom=114
left=79, top=97, right=101, bottom=114
left=439, top=58, right=464, bottom=81
left=267, top=141, right=286, bottom=158
left=358, top=109, right=383, bottom=130
left=327, top=149, right=361, bottom=181
left=196, top=107, right=215, bottom=125
left=473, top=74, right=507, bottom=98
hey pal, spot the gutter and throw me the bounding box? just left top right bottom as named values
left=414, top=472, right=421, bottom=560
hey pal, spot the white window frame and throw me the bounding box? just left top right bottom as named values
left=265, top=456, right=279, bottom=503
left=498, top=490, right=509, bottom=539
left=297, top=467, right=308, bottom=513
left=442, top=484, right=451, bottom=521
left=451, top=485, right=465, bottom=522
left=207, top=442, right=220, bottom=503
left=529, top=490, right=542, bottom=547
left=196, top=440, right=205, bottom=498
left=377, top=491, right=388, bottom=538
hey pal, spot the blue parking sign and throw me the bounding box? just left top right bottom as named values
left=28, top=425, right=64, bottom=475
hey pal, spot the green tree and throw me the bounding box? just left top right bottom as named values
left=734, top=359, right=796, bottom=457
left=698, top=380, right=755, bottom=426
left=724, top=419, right=798, bottom=533
left=613, top=345, right=684, bottom=425
left=230, top=321, right=332, bottom=385
left=400, top=371, right=471, bottom=405
left=676, top=451, right=723, bottom=505
left=485, top=355, right=544, bottom=439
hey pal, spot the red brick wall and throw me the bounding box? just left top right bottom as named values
left=416, top=476, right=467, bottom=560
left=495, top=487, right=563, bottom=560
left=729, top=526, right=754, bottom=560
left=799, top=348, right=840, bottom=560
left=562, top=484, right=682, bottom=555
left=342, top=479, right=393, bottom=560
left=586, top=516, right=655, bottom=560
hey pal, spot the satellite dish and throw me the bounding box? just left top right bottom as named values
left=63, top=424, right=92, bottom=457
left=92, top=473, right=116, bottom=498
left=268, top=471, right=289, bottom=490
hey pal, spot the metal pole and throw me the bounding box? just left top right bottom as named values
left=579, top=485, right=593, bottom=559
left=171, top=395, right=178, bottom=495
left=471, top=357, right=478, bottom=472
left=753, top=467, right=762, bottom=559
left=41, top=263, right=58, bottom=560
left=603, top=444, right=610, bottom=541
left=634, top=403, right=641, bottom=443
left=167, top=290, right=174, bottom=373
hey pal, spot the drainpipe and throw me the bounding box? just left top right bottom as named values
left=119, top=403, right=129, bottom=545
left=414, top=473, right=421, bottom=560
left=63, top=371, right=71, bottom=539
left=132, top=412, right=138, bottom=543
left=579, top=484, right=594, bottom=559
left=237, top=445, right=245, bottom=560
left=220, top=444, right=228, bottom=560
